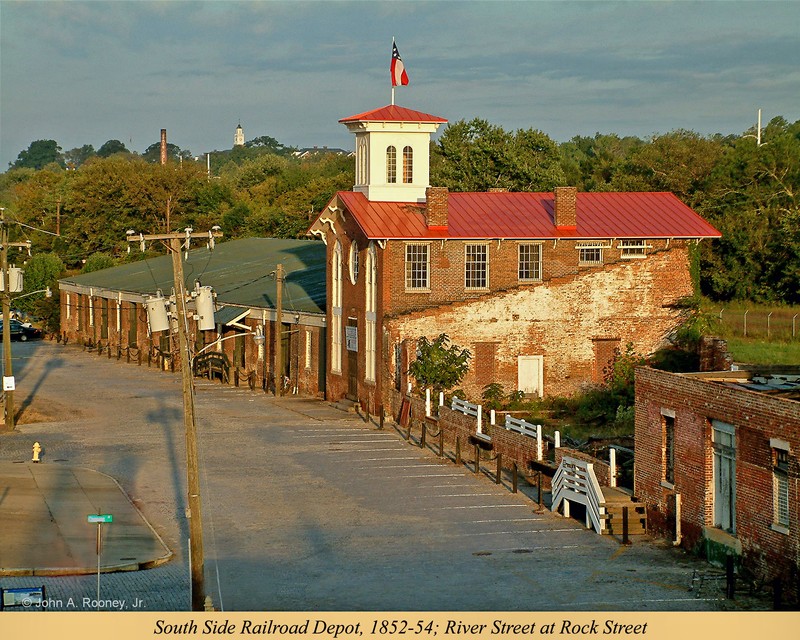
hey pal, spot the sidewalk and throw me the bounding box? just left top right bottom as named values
left=0, top=462, right=172, bottom=576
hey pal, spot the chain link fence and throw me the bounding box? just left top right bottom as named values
left=715, top=308, right=800, bottom=340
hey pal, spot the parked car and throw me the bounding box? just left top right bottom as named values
left=0, top=319, right=43, bottom=341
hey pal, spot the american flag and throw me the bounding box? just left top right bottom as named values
left=391, top=41, right=409, bottom=87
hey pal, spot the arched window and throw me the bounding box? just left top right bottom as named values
left=386, top=146, right=397, bottom=183
left=349, top=241, right=359, bottom=285
left=403, top=146, right=413, bottom=184
left=357, top=139, right=368, bottom=184
left=365, top=243, right=377, bottom=382
left=331, top=240, right=343, bottom=373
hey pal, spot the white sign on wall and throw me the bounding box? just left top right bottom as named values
left=345, top=326, right=358, bottom=351
left=3, top=376, right=15, bottom=392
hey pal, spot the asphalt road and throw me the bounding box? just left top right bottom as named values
left=0, top=341, right=769, bottom=611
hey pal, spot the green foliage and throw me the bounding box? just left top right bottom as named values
left=11, top=140, right=63, bottom=170
left=14, top=252, right=64, bottom=319
left=81, top=253, right=116, bottom=273
left=481, top=382, right=505, bottom=410
left=432, top=118, right=565, bottom=192
left=408, top=334, right=471, bottom=395
left=96, top=140, right=129, bottom=158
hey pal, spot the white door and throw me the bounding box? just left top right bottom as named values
left=517, top=355, right=543, bottom=397
left=712, top=420, right=736, bottom=533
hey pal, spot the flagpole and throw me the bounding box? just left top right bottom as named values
left=391, top=37, right=396, bottom=105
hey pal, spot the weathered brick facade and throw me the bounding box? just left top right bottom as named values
left=317, top=195, right=699, bottom=411
left=635, top=366, right=800, bottom=602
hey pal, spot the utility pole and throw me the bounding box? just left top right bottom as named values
left=128, top=228, right=222, bottom=611
left=0, top=207, right=31, bottom=433
left=274, top=263, right=283, bottom=396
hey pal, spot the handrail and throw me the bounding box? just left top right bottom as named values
left=504, top=415, right=543, bottom=461
left=451, top=397, right=484, bottom=433
left=551, top=456, right=606, bottom=533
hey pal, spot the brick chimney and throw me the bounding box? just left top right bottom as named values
left=554, top=186, right=577, bottom=229
left=160, top=129, right=168, bottom=165
left=425, top=186, right=449, bottom=228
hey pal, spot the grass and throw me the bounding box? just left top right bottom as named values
left=725, top=337, right=800, bottom=366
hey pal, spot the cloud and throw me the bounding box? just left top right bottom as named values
left=1, top=0, right=798, bottom=168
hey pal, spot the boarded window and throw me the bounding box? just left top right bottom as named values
left=474, top=342, right=498, bottom=383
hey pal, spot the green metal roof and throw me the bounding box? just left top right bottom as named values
left=60, top=238, right=327, bottom=315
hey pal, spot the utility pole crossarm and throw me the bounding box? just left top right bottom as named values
left=126, top=232, right=223, bottom=242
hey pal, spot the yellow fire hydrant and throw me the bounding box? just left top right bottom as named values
left=32, top=442, right=42, bottom=463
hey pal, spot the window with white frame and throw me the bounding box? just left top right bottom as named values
left=386, top=146, right=397, bottom=183
left=405, top=243, right=430, bottom=291
left=331, top=241, right=343, bottom=373
left=518, top=243, right=542, bottom=281
left=365, top=243, right=377, bottom=383
left=357, top=139, right=368, bottom=184
left=619, top=239, right=650, bottom=258
left=577, top=241, right=607, bottom=266
left=402, top=146, right=413, bottom=184
left=465, top=244, right=488, bottom=289
left=772, top=441, right=790, bottom=530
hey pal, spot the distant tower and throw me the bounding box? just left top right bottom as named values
left=234, top=123, right=245, bottom=147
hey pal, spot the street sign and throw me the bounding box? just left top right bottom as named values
left=87, top=514, right=113, bottom=523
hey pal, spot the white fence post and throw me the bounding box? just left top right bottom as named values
left=555, top=431, right=561, bottom=448
left=425, top=388, right=431, bottom=417
left=439, top=391, right=444, bottom=408
left=490, top=409, right=496, bottom=426
left=477, top=404, right=483, bottom=434
left=609, top=448, right=617, bottom=488
left=537, top=430, right=543, bottom=461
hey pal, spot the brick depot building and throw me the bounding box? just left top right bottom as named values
left=59, top=238, right=327, bottom=396
left=635, top=367, right=800, bottom=602
left=308, top=104, right=721, bottom=413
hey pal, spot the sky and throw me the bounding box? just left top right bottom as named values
left=1, top=0, right=799, bottom=169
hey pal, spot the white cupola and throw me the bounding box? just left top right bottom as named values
left=339, top=105, right=447, bottom=203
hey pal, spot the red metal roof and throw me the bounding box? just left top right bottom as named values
left=339, top=105, right=448, bottom=124
left=335, top=191, right=721, bottom=240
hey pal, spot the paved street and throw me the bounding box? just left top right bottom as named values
left=0, top=341, right=768, bottom=611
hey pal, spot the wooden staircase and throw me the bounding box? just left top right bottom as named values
left=600, top=486, right=647, bottom=535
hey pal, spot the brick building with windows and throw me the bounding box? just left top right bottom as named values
left=635, top=366, right=800, bottom=603
left=307, top=103, right=721, bottom=412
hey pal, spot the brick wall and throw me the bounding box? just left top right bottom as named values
left=635, top=366, right=800, bottom=601
left=383, top=244, right=693, bottom=402
left=59, top=290, right=324, bottom=397
left=387, top=388, right=553, bottom=486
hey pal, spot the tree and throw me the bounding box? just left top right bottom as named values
left=81, top=253, right=116, bottom=273
left=142, top=142, right=190, bottom=163
left=245, top=135, right=289, bottom=154
left=63, top=144, right=96, bottom=168
left=408, top=334, right=471, bottom=395
left=431, top=118, right=564, bottom=192
left=96, top=139, right=129, bottom=158
left=11, top=140, right=63, bottom=170
left=14, top=252, right=64, bottom=318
